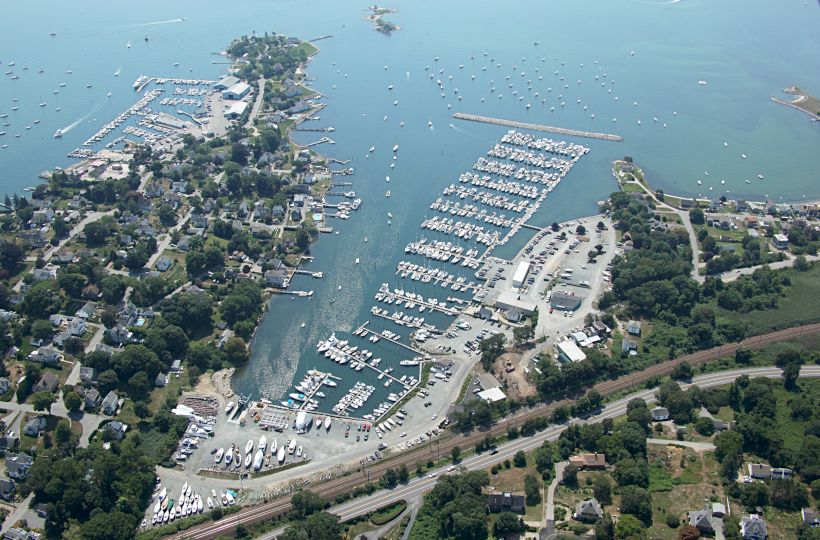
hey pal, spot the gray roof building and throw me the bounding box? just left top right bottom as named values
left=574, top=499, right=603, bottom=522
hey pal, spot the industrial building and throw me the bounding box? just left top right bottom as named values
left=550, top=291, right=583, bottom=311
left=511, top=261, right=531, bottom=288
left=557, top=340, right=587, bottom=363
left=222, top=81, right=251, bottom=100
left=224, top=101, right=249, bottom=120
left=494, top=290, right=537, bottom=323
left=477, top=387, right=507, bottom=403
left=214, top=75, right=240, bottom=91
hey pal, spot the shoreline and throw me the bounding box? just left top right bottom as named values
left=770, top=85, right=820, bottom=122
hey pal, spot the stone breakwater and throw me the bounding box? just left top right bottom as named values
left=452, top=112, right=623, bottom=142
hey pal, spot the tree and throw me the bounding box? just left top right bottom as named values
left=734, top=348, right=753, bottom=365
left=451, top=445, right=461, bottom=463
left=156, top=204, right=178, bottom=227
left=524, top=473, right=541, bottom=505
left=398, top=464, right=409, bottom=484
left=98, top=369, right=120, bottom=393
left=493, top=512, right=523, bottom=537
left=224, top=336, right=249, bottom=366
left=619, top=485, right=652, bottom=525
left=290, top=490, right=325, bottom=519
left=576, top=224, right=587, bottom=235
left=513, top=324, right=534, bottom=345
left=615, top=514, right=646, bottom=539
left=783, top=362, right=800, bottom=390
left=563, top=464, right=579, bottom=488
left=100, top=276, right=127, bottom=305
left=83, top=221, right=110, bottom=246
left=0, top=241, right=24, bottom=274
left=63, top=391, right=82, bottom=413
left=678, top=524, right=701, bottom=540
left=694, top=417, right=715, bottom=436
left=595, top=514, right=615, bottom=540
left=31, top=319, right=54, bottom=340
left=690, top=208, right=705, bottom=225
left=127, top=371, right=151, bottom=400
left=383, top=468, right=398, bottom=488
left=58, top=272, right=87, bottom=298
left=32, top=391, right=56, bottom=413
left=593, top=476, right=612, bottom=505
left=513, top=450, right=527, bottom=468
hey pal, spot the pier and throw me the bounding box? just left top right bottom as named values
left=294, top=126, right=336, bottom=133
left=355, top=321, right=426, bottom=356
left=297, top=372, right=343, bottom=411
left=452, top=112, right=623, bottom=142
left=303, top=136, right=335, bottom=148
left=293, top=270, right=324, bottom=278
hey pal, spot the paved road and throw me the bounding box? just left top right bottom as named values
left=1, top=392, right=104, bottom=448
left=718, top=254, right=820, bottom=283
left=646, top=438, right=716, bottom=451
left=0, top=494, right=33, bottom=535
left=186, top=365, right=820, bottom=540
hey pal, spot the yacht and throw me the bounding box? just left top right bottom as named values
left=385, top=190, right=391, bottom=198
left=288, top=439, right=297, bottom=454
left=277, top=445, right=286, bottom=463
left=214, top=448, right=224, bottom=463
left=369, top=145, right=375, bottom=153
left=392, top=144, right=399, bottom=152
left=253, top=449, right=264, bottom=470
left=258, top=435, right=267, bottom=452
left=225, top=401, right=235, bottom=415
left=245, top=439, right=254, bottom=455
left=324, top=416, right=332, bottom=430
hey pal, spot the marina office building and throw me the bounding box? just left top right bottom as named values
left=494, top=291, right=537, bottom=323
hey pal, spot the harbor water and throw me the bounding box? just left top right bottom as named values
left=1, top=0, right=818, bottom=406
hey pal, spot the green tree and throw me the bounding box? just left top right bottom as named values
left=615, top=514, right=646, bottom=539
left=524, top=473, right=542, bottom=505
left=493, top=512, right=523, bottom=537
left=619, top=485, right=652, bottom=525
left=32, top=391, right=56, bottom=413
left=595, top=514, right=615, bottom=540
left=513, top=450, right=527, bottom=468
left=31, top=319, right=54, bottom=340
left=594, top=476, right=612, bottom=505
left=690, top=208, right=705, bottom=225
left=290, top=490, right=325, bottom=519
left=451, top=445, right=461, bottom=463
left=83, top=221, right=110, bottom=246
left=224, top=336, right=249, bottom=366
left=563, top=463, right=579, bottom=488
left=63, top=391, right=82, bottom=413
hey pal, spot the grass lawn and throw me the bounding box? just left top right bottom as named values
left=148, top=370, right=189, bottom=414
left=712, top=265, right=820, bottom=334
left=488, top=455, right=544, bottom=523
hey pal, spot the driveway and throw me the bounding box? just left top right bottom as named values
left=544, top=461, right=567, bottom=537
left=647, top=438, right=716, bottom=451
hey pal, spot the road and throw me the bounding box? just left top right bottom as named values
left=245, top=365, right=820, bottom=540
left=0, top=388, right=104, bottom=447
left=718, top=254, right=820, bottom=283
left=544, top=461, right=567, bottom=537
left=646, top=438, right=716, bottom=451
left=172, top=339, right=820, bottom=540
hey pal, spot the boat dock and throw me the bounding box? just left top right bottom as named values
left=303, top=136, right=335, bottom=148
left=354, top=321, right=426, bottom=356
left=331, top=181, right=354, bottom=187
left=331, top=169, right=355, bottom=176
left=293, top=270, right=324, bottom=278
left=452, top=112, right=623, bottom=142
left=269, top=289, right=315, bottom=297
left=294, top=126, right=336, bottom=133
left=297, top=372, right=343, bottom=411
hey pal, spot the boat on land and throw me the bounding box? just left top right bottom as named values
left=214, top=448, right=225, bottom=463
left=324, top=416, right=332, bottom=430
left=253, top=449, right=264, bottom=470
left=225, top=401, right=235, bottom=415
left=277, top=445, right=286, bottom=463
left=245, top=439, right=254, bottom=455
left=288, top=439, right=296, bottom=454
left=258, top=435, right=267, bottom=452
left=244, top=452, right=252, bottom=468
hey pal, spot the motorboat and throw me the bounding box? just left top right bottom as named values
left=288, top=439, right=296, bottom=454
left=224, top=449, right=233, bottom=465
left=324, top=416, right=332, bottom=430
left=244, top=452, right=252, bottom=468
left=159, top=487, right=167, bottom=501
left=253, top=449, right=264, bottom=470
left=245, top=439, right=254, bottom=455
left=225, top=401, right=235, bottom=415
left=277, top=445, right=286, bottom=463
left=214, top=448, right=225, bottom=463
left=296, top=446, right=303, bottom=458
left=258, top=435, right=267, bottom=452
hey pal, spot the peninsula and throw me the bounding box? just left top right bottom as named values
left=770, top=86, right=820, bottom=120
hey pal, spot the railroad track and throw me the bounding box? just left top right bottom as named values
left=173, top=323, right=820, bottom=539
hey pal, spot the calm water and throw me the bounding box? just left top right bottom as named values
left=2, top=0, right=818, bottom=404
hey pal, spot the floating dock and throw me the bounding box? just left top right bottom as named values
left=452, top=112, right=623, bottom=142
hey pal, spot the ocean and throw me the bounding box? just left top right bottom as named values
left=2, top=0, right=818, bottom=406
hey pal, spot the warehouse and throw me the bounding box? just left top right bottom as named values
left=550, top=291, right=583, bottom=312
left=494, top=291, right=537, bottom=323
left=224, top=101, right=249, bottom=120
left=511, top=261, right=531, bottom=288
left=222, top=81, right=251, bottom=100
left=557, top=340, right=587, bottom=363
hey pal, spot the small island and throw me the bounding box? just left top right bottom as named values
left=770, top=86, right=820, bottom=120
left=363, top=5, right=401, bottom=34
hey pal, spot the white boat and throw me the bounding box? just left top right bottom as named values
left=296, top=446, right=303, bottom=458
left=288, top=439, right=296, bottom=454
left=245, top=439, right=254, bottom=455
left=385, top=190, right=391, bottom=198
left=277, top=445, right=286, bottom=463
left=271, top=439, right=277, bottom=453
left=355, top=258, right=360, bottom=264
left=253, top=449, right=264, bottom=470
left=392, top=144, right=399, bottom=152
left=244, top=452, right=252, bottom=468
left=698, top=80, right=707, bottom=85
left=225, top=492, right=235, bottom=505
left=214, top=448, right=225, bottom=463
left=322, top=379, right=337, bottom=387
left=258, top=435, right=267, bottom=452
left=197, top=496, right=203, bottom=513
left=369, top=145, right=375, bottom=153
left=154, top=500, right=162, bottom=514
left=225, top=401, right=235, bottom=415
left=324, top=416, right=332, bottom=430
left=757, top=174, right=765, bottom=180
left=206, top=497, right=214, bottom=509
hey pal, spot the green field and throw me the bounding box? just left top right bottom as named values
left=713, top=264, right=820, bottom=334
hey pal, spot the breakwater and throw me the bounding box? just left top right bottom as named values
left=452, top=112, right=623, bottom=142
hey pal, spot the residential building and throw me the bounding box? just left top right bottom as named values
left=651, top=407, right=670, bottom=421
left=627, top=320, right=642, bottom=336
left=155, top=373, right=169, bottom=387
left=76, top=301, right=97, bottom=320
left=105, top=421, right=128, bottom=441
left=0, top=378, right=9, bottom=395
left=155, top=255, right=173, bottom=272
left=33, top=372, right=59, bottom=393
left=487, top=492, right=525, bottom=514
left=84, top=388, right=101, bottom=410
left=3, top=527, right=33, bottom=540
left=0, top=479, right=15, bottom=501
left=574, top=499, right=603, bottom=522
left=772, top=234, right=789, bottom=250
left=801, top=508, right=819, bottom=528
left=741, top=515, right=768, bottom=540
left=22, top=416, right=46, bottom=437
left=67, top=317, right=86, bottom=336
left=265, top=269, right=288, bottom=288
left=688, top=506, right=717, bottom=535
left=568, top=453, right=606, bottom=469
left=79, top=367, right=97, bottom=386
left=101, top=390, right=119, bottom=416
left=5, top=453, right=33, bottom=480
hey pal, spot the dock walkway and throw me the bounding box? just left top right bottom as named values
left=355, top=321, right=426, bottom=356
left=452, top=112, right=623, bottom=142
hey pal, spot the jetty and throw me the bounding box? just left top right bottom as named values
left=452, top=112, right=623, bottom=142
left=304, top=136, right=336, bottom=147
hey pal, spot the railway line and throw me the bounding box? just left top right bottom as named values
left=172, top=323, right=820, bottom=539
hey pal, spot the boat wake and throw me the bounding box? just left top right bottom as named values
left=58, top=115, right=87, bottom=135
left=129, top=18, right=185, bottom=28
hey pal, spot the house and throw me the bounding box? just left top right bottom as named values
left=32, top=208, right=55, bottom=225
left=33, top=372, right=59, bottom=393
left=736, top=200, right=750, bottom=212
left=22, top=416, right=47, bottom=438
left=271, top=205, right=285, bottom=218
left=105, top=421, right=128, bottom=441
left=688, top=506, right=717, bottom=535
left=155, top=255, right=173, bottom=272
left=574, top=499, right=603, bottom=522
left=84, top=388, right=101, bottom=410
left=76, top=301, right=96, bottom=320
left=107, top=325, right=134, bottom=345
left=5, top=453, right=33, bottom=480
left=651, top=407, right=670, bottom=421
left=53, top=331, right=71, bottom=349
left=28, top=347, right=63, bottom=365
left=265, top=269, right=288, bottom=288
left=79, top=367, right=97, bottom=386
left=101, top=390, right=119, bottom=416
left=741, top=515, right=768, bottom=540
left=0, top=479, right=15, bottom=501
left=627, top=320, right=642, bottom=336
left=0, top=378, right=10, bottom=395
left=621, top=339, right=637, bottom=354
left=3, top=527, right=33, bottom=540
left=801, top=508, right=819, bottom=528
left=171, top=359, right=182, bottom=373
left=217, top=329, right=235, bottom=349
left=748, top=463, right=772, bottom=479
left=592, top=321, right=611, bottom=336
left=32, top=267, right=56, bottom=281
left=67, top=317, right=87, bottom=336
left=0, top=310, right=18, bottom=323
left=712, top=503, right=726, bottom=518
left=568, top=453, right=606, bottom=469
left=154, top=373, right=169, bottom=387
left=487, top=492, right=525, bottom=514
left=171, top=181, right=189, bottom=194
left=772, top=233, right=789, bottom=250
left=190, top=214, right=209, bottom=229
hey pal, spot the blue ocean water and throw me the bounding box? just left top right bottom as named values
left=2, top=0, right=818, bottom=404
